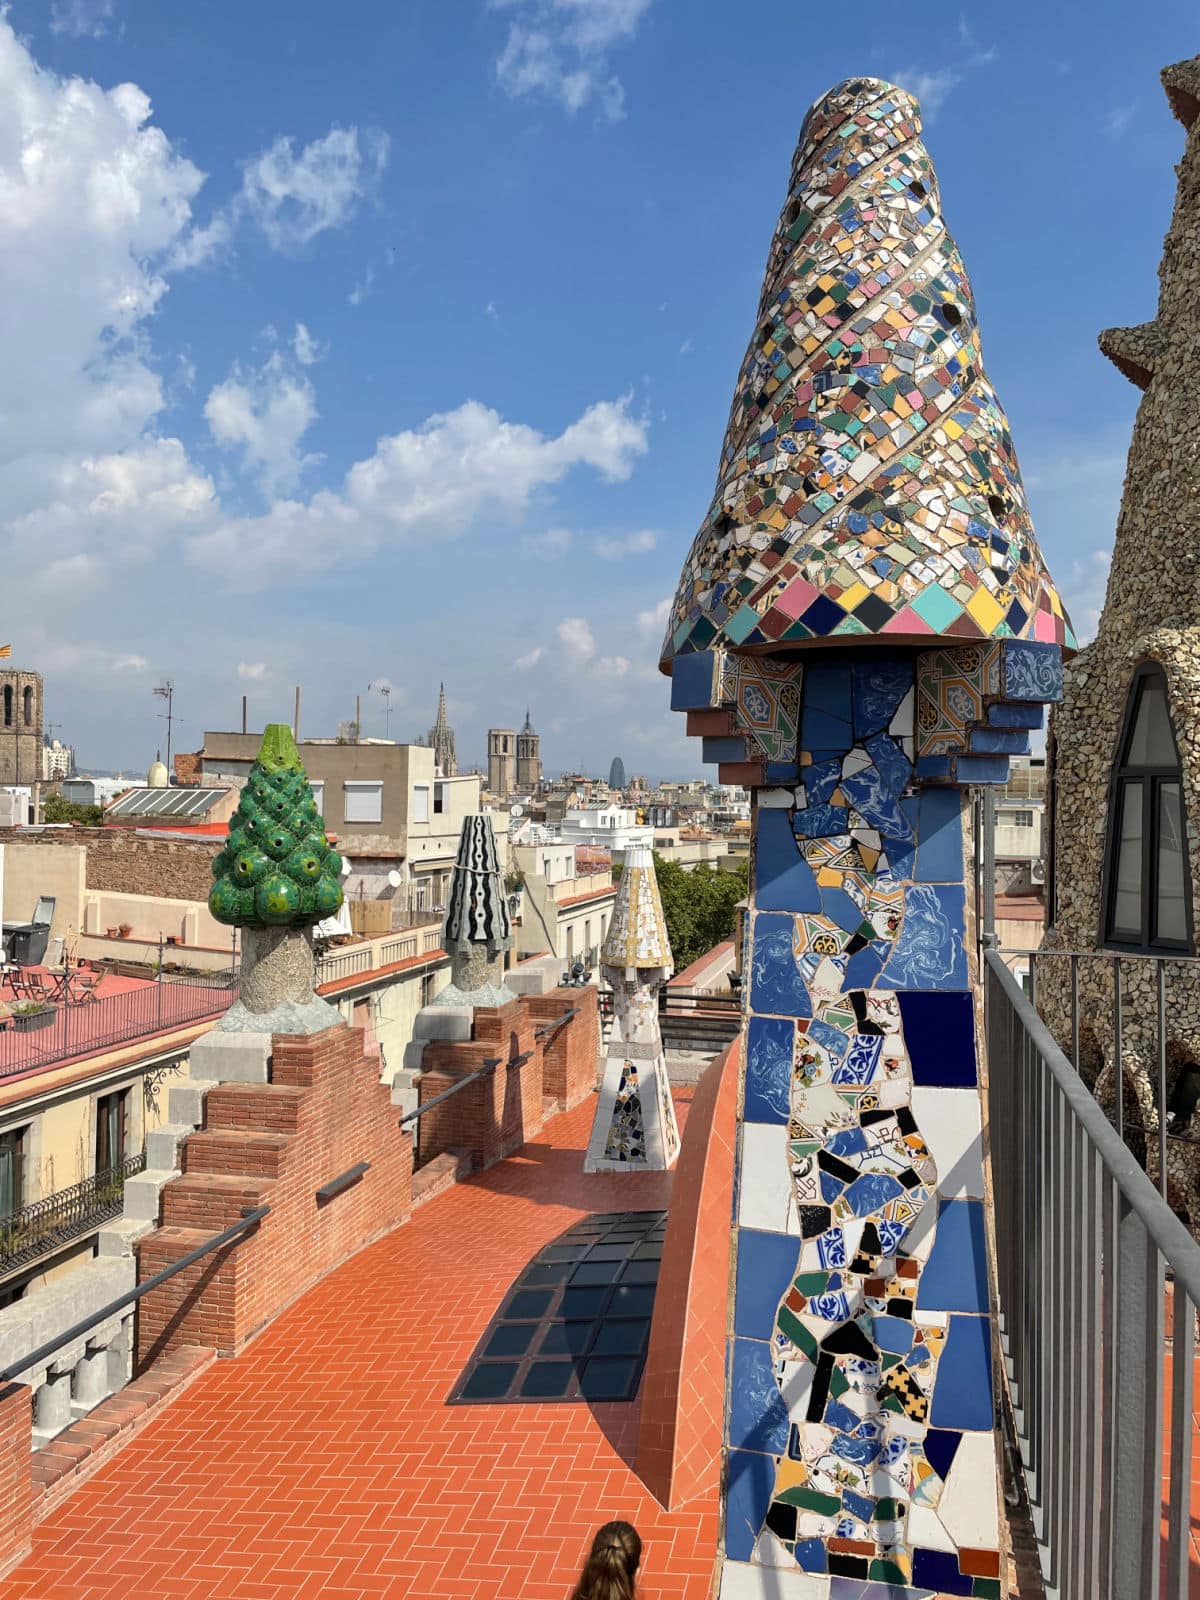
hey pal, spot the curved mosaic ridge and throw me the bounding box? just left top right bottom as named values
left=601, top=844, right=673, bottom=979
left=662, top=76, right=1074, bottom=667
left=443, top=814, right=513, bottom=951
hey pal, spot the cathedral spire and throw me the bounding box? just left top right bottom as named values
left=427, top=682, right=457, bottom=776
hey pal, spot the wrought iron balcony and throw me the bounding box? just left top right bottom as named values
left=0, top=1153, right=147, bottom=1277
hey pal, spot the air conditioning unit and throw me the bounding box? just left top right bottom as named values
left=1030, top=862, right=1046, bottom=885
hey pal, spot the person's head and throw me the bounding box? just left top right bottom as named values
left=569, top=1521, right=642, bottom=1600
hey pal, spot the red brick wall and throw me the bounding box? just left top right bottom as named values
left=417, top=1000, right=544, bottom=1170
left=522, top=988, right=598, bottom=1110
left=135, top=1021, right=412, bottom=1366
left=636, top=1037, right=739, bottom=1510
left=0, top=1383, right=32, bottom=1577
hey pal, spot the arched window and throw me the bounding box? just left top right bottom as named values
left=1103, top=663, right=1191, bottom=952
left=22, top=686, right=32, bottom=727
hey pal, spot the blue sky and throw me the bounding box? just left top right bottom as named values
left=2, top=0, right=1195, bottom=778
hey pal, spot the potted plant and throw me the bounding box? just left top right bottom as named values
left=11, top=1001, right=55, bottom=1033
left=105, top=927, right=119, bottom=939
left=117, top=923, right=133, bottom=939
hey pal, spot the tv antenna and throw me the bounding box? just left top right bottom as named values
left=153, top=680, right=177, bottom=774
left=368, top=679, right=393, bottom=740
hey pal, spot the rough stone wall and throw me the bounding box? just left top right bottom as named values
left=0, top=829, right=220, bottom=903
left=1043, top=60, right=1200, bottom=1221
left=135, top=1021, right=413, bottom=1364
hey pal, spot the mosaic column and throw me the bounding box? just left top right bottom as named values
left=659, top=77, right=1072, bottom=1600
left=431, top=814, right=516, bottom=1008
left=584, top=844, right=680, bottom=1172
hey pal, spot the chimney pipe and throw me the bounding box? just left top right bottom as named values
left=294, top=685, right=301, bottom=741
left=241, top=695, right=247, bottom=735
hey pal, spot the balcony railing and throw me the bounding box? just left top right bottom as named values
left=985, top=949, right=1200, bottom=1598
left=0, top=976, right=237, bottom=1081
left=0, top=1153, right=147, bottom=1276
left=315, top=927, right=444, bottom=987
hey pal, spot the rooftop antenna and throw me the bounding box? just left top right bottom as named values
left=369, top=679, right=393, bottom=740
left=153, top=680, right=176, bottom=774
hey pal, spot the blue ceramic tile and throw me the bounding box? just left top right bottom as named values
left=795, top=1538, right=828, bottom=1574
left=703, top=735, right=748, bottom=765
left=911, top=1548, right=972, bottom=1595
left=898, top=993, right=976, bottom=1085
left=821, top=886, right=868, bottom=935
left=669, top=649, right=719, bottom=710
left=794, top=801, right=850, bottom=837
left=915, top=789, right=964, bottom=883
left=929, top=1314, right=993, bottom=1430
left=841, top=765, right=913, bottom=841
left=852, top=657, right=913, bottom=739
left=755, top=809, right=821, bottom=911
left=882, top=834, right=915, bottom=879
left=810, top=1018, right=850, bottom=1057
left=916, top=1200, right=989, bottom=1313
left=749, top=915, right=813, bottom=1019
left=729, top=1337, right=790, bottom=1453
left=987, top=701, right=1044, bottom=730
left=725, top=1448, right=776, bottom=1561
left=804, top=756, right=842, bottom=805
left=923, top=1428, right=961, bottom=1481
left=954, top=754, right=1010, bottom=785
left=969, top=725, right=1030, bottom=756
left=844, top=945, right=885, bottom=989
left=744, top=1015, right=795, bottom=1123
left=872, top=1315, right=914, bottom=1354
left=876, top=886, right=966, bottom=989
left=766, top=759, right=799, bottom=782
left=803, top=660, right=852, bottom=727
left=914, top=754, right=952, bottom=782
left=1003, top=639, right=1062, bottom=702
left=734, top=1229, right=800, bottom=1337
left=844, top=1172, right=903, bottom=1216
left=864, top=731, right=912, bottom=797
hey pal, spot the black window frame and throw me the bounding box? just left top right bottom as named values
left=1101, top=662, right=1193, bottom=955
left=95, top=1088, right=128, bottom=1175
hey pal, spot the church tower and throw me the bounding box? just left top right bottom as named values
left=427, top=683, right=457, bottom=776
left=516, top=708, right=542, bottom=792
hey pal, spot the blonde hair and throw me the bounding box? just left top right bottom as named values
left=569, top=1521, right=642, bottom=1600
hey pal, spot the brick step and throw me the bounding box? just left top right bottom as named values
left=183, top=1129, right=292, bottom=1179
left=203, top=1082, right=305, bottom=1136
left=159, top=1171, right=274, bottom=1232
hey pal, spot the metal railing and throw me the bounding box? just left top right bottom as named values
left=0, top=977, right=237, bottom=1079
left=985, top=948, right=1200, bottom=1598
left=0, top=1204, right=268, bottom=1386
left=0, top=1152, right=147, bottom=1275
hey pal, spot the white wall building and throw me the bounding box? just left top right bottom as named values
left=558, top=806, right=654, bottom=854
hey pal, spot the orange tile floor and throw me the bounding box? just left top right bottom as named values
left=0, top=1090, right=724, bottom=1600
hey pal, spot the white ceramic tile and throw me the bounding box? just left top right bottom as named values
left=720, top=1559, right=830, bottom=1599
left=739, top=1122, right=800, bottom=1235
left=908, top=1503, right=957, bottom=1553
left=938, top=1429, right=1000, bottom=1549
left=912, top=1086, right=984, bottom=1197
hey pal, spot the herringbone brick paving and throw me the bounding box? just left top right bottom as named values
left=0, top=1090, right=721, bottom=1600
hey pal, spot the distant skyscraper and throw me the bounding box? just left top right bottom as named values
left=609, top=757, right=626, bottom=790
left=427, top=683, right=458, bottom=776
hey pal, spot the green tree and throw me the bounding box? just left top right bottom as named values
left=653, top=853, right=748, bottom=970
left=42, top=794, right=102, bottom=826
left=209, top=724, right=344, bottom=929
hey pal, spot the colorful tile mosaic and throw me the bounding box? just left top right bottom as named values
left=604, top=1060, right=647, bottom=1163
left=723, top=654, right=1005, bottom=1599
left=660, top=77, right=1075, bottom=670
left=916, top=645, right=1001, bottom=758
left=601, top=843, right=673, bottom=975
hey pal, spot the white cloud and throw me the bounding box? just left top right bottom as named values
left=239, top=126, right=388, bottom=252
left=1062, top=550, right=1112, bottom=645
left=595, top=527, right=657, bottom=559
left=514, top=647, right=544, bottom=670
left=348, top=264, right=376, bottom=306
left=1106, top=103, right=1137, bottom=137
left=490, top=0, right=652, bottom=120
left=292, top=323, right=325, bottom=365
left=679, top=336, right=694, bottom=356
left=522, top=526, right=573, bottom=555
left=237, top=661, right=269, bottom=681
left=205, top=352, right=319, bottom=496
left=636, top=596, right=671, bottom=633
left=164, top=211, right=232, bottom=272
left=188, top=394, right=647, bottom=583
left=556, top=616, right=596, bottom=665
left=50, top=0, right=116, bottom=37
left=895, top=19, right=996, bottom=120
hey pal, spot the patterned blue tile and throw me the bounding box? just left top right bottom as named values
left=725, top=1448, right=776, bottom=1561
left=841, top=764, right=912, bottom=841
left=744, top=1015, right=795, bottom=1123
left=729, top=1337, right=791, bottom=1453
left=987, top=701, right=1044, bottom=730
left=969, top=725, right=1030, bottom=756
left=929, top=1313, right=993, bottom=1430
left=804, top=756, right=843, bottom=806
left=914, top=789, right=964, bottom=883
left=852, top=657, right=913, bottom=739
left=749, top=915, right=813, bottom=1018
left=734, top=1229, right=800, bottom=1337
left=898, top=993, right=976, bottom=1085
left=755, top=808, right=821, bottom=912
left=1003, top=639, right=1063, bottom=702
left=916, top=1200, right=989, bottom=1313
left=954, top=754, right=1011, bottom=784
left=864, top=731, right=912, bottom=797
left=876, top=886, right=966, bottom=989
